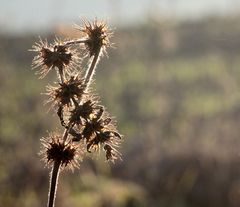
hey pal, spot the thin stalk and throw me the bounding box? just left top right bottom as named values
left=71, top=97, right=79, bottom=108
left=58, top=66, right=64, bottom=84
left=83, top=48, right=101, bottom=89
left=64, top=38, right=88, bottom=46
left=62, top=122, right=75, bottom=143
left=62, top=128, right=69, bottom=143
left=47, top=160, right=61, bottom=207
left=47, top=121, right=75, bottom=207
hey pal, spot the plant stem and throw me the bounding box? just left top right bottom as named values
left=64, top=38, right=88, bottom=46
left=47, top=160, right=61, bottom=207
left=83, top=48, right=101, bottom=89
left=47, top=120, right=75, bottom=207
left=58, top=66, right=64, bottom=84
left=62, top=128, right=69, bottom=142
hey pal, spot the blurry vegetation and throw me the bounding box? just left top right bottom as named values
left=1, top=16, right=240, bottom=207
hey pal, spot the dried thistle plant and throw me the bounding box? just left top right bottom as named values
left=30, top=19, right=122, bottom=207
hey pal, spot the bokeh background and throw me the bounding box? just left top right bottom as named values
left=1, top=0, right=240, bottom=207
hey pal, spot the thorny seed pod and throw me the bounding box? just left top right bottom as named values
left=46, top=75, right=85, bottom=108
left=78, top=19, right=112, bottom=57
left=80, top=110, right=122, bottom=162
left=69, top=98, right=102, bottom=125
left=31, top=38, right=79, bottom=79
left=40, top=132, right=83, bottom=170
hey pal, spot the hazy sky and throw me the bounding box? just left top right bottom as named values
left=0, top=0, right=238, bottom=34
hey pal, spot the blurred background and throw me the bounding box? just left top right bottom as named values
left=1, top=0, right=240, bottom=207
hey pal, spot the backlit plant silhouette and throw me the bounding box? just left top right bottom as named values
left=31, top=19, right=122, bottom=207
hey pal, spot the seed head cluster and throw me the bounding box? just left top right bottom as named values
left=31, top=19, right=122, bottom=171
left=69, top=98, right=122, bottom=162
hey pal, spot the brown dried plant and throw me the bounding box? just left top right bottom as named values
left=30, top=19, right=122, bottom=207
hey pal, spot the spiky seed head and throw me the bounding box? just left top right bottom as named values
left=69, top=97, right=103, bottom=126
left=31, top=38, right=79, bottom=78
left=78, top=19, right=112, bottom=57
left=80, top=109, right=122, bottom=162
left=46, top=75, right=85, bottom=108
left=40, top=132, right=83, bottom=170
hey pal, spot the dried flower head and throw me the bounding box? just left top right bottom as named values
left=69, top=97, right=102, bottom=125
left=46, top=75, right=85, bottom=108
left=31, top=38, right=79, bottom=78
left=40, top=132, right=83, bottom=170
left=81, top=109, right=122, bottom=162
left=78, top=19, right=112, bottom=56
